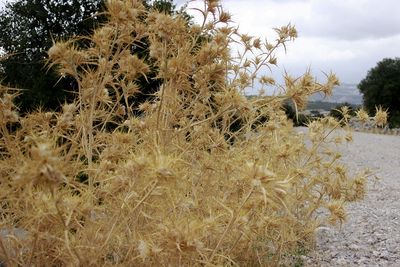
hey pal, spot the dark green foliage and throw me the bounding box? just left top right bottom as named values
left=151, top=0, right=175, bottom=13
left=0, top=0, right=107, bottom=112
left=283, top=102, right=296, bottom=120
left=306, top=101, right=341, bottom=111
left=283, top=102, right=310, bottom=127
left=0, top=0, right=179, bottom=113
left=358, top=58, right=400, bottom=127
left=127, top=0, right=181, bottom=115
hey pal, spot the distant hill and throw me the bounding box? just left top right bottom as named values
left=306, top=101, right=360, bottom=111
left=309, top=83, right=363, bottom=105
left=246, top=83, right=364, bottom=109
left=306, top=101, right=341, bottom=111
left=247, top=83, right=363, bottom=106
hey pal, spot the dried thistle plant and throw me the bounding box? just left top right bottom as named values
left=0, top=1, right=387, bottom=266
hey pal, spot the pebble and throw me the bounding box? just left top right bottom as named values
left=304, top=131, right=400, bottom=266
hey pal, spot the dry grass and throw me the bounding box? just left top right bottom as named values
left=0, top=1, right=387, bottom=266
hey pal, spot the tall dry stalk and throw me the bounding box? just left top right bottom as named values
left=0, top=1, right=387, bottom=266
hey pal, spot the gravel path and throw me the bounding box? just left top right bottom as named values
left=305, top=131, right=400, bottom=266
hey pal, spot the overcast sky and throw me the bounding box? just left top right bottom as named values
left=1, top=0, right=399, bottom=86
left=176, top=0, right=400, bottom=85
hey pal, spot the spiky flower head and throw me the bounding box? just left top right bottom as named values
left=374, top=106, right=388, bottom=127
left=356, top=108, right=369, bottom=124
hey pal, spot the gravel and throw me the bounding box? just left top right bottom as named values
left=304, top=130, right=400, bottom=267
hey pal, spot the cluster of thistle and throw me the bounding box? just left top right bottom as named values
left=334, top=104, right=388, bottom=128
left=0, top=90, right=19, bottom=126
left=355, top=106, right=388, bottom=128
left=0, top=0, right=386, bottom=266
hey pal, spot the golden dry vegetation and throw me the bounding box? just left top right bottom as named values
left=0, top=0, right=387, bottom=266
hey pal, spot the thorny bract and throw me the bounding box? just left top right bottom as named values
left=0, top=1, right=387, bottom=266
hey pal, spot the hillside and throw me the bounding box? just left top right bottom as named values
left=306, top=101, right=360, bottom=111
left=309, top=84, right=363, bottom=105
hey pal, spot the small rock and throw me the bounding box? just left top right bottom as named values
left=380, top=251, right=390, bottom=260
left=373, top=251, right=380, bottom=257
left=357, top=256, right=369, bottom=264
left=336, top=257, right=348, bottom=265
left=349, top=244, right=360, bottom=251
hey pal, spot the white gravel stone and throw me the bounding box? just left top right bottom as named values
left=304, top=130, right=400, bottom=266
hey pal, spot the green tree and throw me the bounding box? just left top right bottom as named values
left=358, top=58, right=400, bottom=127
left=0, top=0, right=182, bottom=112
left=0, top=0, right=107, bottom=111
left=282, top=102, right=310, bottom=127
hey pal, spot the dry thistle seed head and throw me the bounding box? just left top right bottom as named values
left=149, top=42, right=164, bottom=60
left=268, top=56, right=277, bottom=65
left=121, top=81, right=140, bottom=96
left=152, top=13, right=175, bottom=39
left=237, top=71, right=251, bottom=89
left=48, top=42, right=87, bottom=77
left=219, top=10, right=231, bottom=23
left=322, top=116, right=339, bottom=128
left=49, top=41, right=85, bottom=63
left=374, top=106, right=388, bottom=127
left=116, top=105, right=126, bottom=116
left=31, top=142, right=54, bottom=161
left=118, top=53, right=149, bottom=80
left=253, top=38, right=261, bottom=49
left=39, top=163, right=66, bottom=185
left=275, top=24, right=298, bottom=41
left=123, top=117, right=146, bottom=131
left=219, top=26, right=234, bottom=36
left=13, top=140, right=67, bottom=187
left=62, top=103, right=77, bottom=114
left=106, top=0, right=125, bottom=17
left=206, top=0, right=220, bottom=13
left=1, top=93, right=15, bottom=106
left=327, top=200, right=346, bottom=225
left=259, top=75, right=275, bottom=85
left=356, top=108, right=369, bottom=123
left=1, top=109, right=19, bottom=123
left=320, top=73, right=340, bottom=96
left=243, top=59, right=251, bottom=68
left=106, top=0, right=144, bottom=23
left=48, top=41, right=69, bottom=61
left=300, top=72, right=314, bottom=91
left=340, top=105, right=351, bottom=121
left=92, top=26, right=115, bottom=53
left=247, top=162, right=276, bottom=180
left=327, top=73, right=340, bottom=87
left=149, top=12, right=187, bottom=41
left=347, top=175, right=366, bottom=201
left=0, top=93, right=19, bottom=123
left=240, top=34, right=252, bottom=44
left=214, top=32, right=229, bottom=47
left=265, top=42, right=275, bottom=51
left=138, top=101, right=155, bottom=114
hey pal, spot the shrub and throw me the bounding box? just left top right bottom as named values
left=0, top=1, right=383, bottom=266
left=358, top=58, right=400, bottom=128
left=283, top=103, right=311, bottom=127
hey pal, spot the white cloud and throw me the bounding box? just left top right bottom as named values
left=299, top=0, right=400, bottom=40
left=3, top=0, right=397, bottom=85
left=178, top=0, right=400, bottom=84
